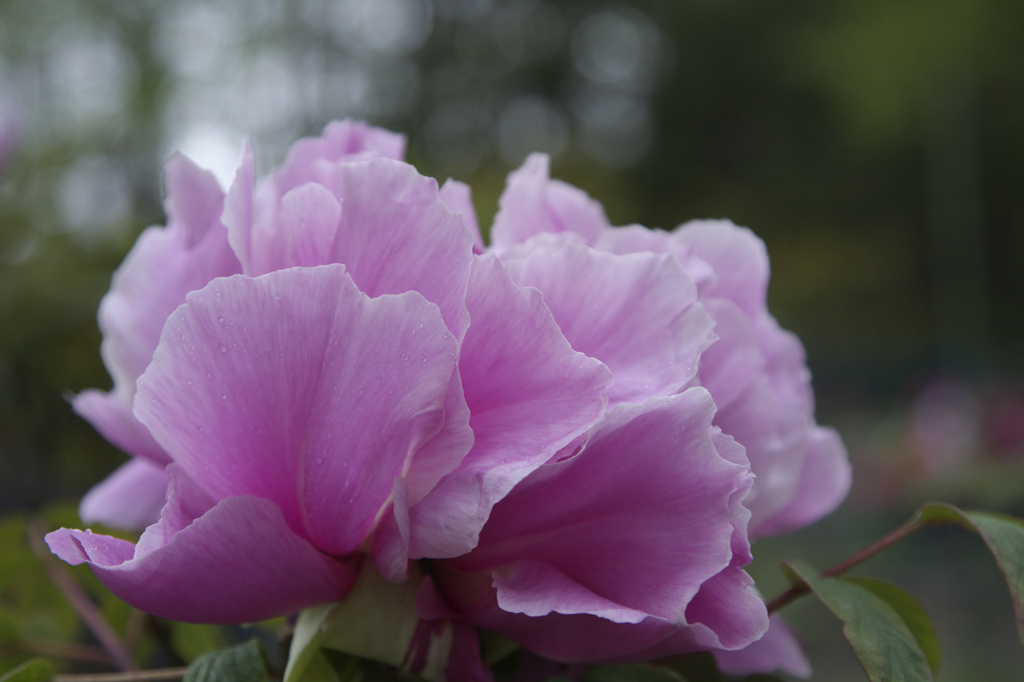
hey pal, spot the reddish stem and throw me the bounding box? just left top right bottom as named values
left=766, top=512, right=933, bottom=614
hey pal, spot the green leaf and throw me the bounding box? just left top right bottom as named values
left=184, top=639, right=270, bottom=682
left=582, top=663, right=688, bottom=681
left=844, top=578, right=941, bottom=675
left=169, top=622, right=229, bottom=664
left=787, top=561, right=934, bottom=682
left=918, top=503, right=1024, bottom=646
left=0, top=659, right=52, bottom=682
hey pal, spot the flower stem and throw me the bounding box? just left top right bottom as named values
left=766, top=511, right=933, bottom=614
left=3, top=640, right=110, bottom=665
left=53, top=669, right=190, bottom=682
left=28, top=518, right=136, bottom=672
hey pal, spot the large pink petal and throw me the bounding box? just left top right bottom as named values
left=78, top=459, right=168, bottom=530
left=492, top=561, right=649, bottom=623
left=301, top=158, right=473, bottom=340
left=455, top=390, right=752, bottom=622
left=432, top=567, right=743, bottom=665
left=97, top=161, right=239, bottom=391
left=673, top=220, right=769, bottom=318
left=247, top=182, right=344, bottom=275
left=405, top=255, right=612, bottom=559
left=753, top=426, right=851, bottom=537
left=133, top=265, right=466, bottom=557
left=76, top=154, right=239, bottom=463
left=46, top=493, right=354, bottom=623
left=697, top=299, right=805, bottom=531
left=503, top=239, right=714, bottom=406
left=490, top=154, right=609, bottom=249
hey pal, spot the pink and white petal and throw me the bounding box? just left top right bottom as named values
left=163, top=153, right=225, bottom=248
left=696, top=299, right=766, bottom=413
left=222, top=140, right=256, bottom=273
left=673, top=220, right=769, bottom=318
left=493, top=561, right=649, bottom=623
left=46, top=494, right=355, bottom=624
left=318, top=158, right=473, bottom=340
left=247, top=182, right=343, bottom=274
left=458, top=390, right=752, bottom=622
left=680, top=563, right=767, bottom=650
left=696, top=299, right=806, bottom=530
left=97, top=215, right=240, bottom=394
left=490, top=154, right=609, bottom=249
left=754, top=311, right=815, bottom=418
left=714, top=615, right=811, bottom=678
left=439, top=178, right=484, bottom=253
left=403, top=368, right=474, bottom=508
left=406, top=255, right=612, bottom=559
left=505, top=242, right=714, bottom=405
left=134, top=464, right=217, bottom=557
left=436, top=580, right=717, bottom=665
left=79, top=458, right=168, bottom=530
left=272, top=120, right=405, bottom=195
left=72, top=389, right=167, bottom=463
left=592, top=224, right=674, bottom=255
left=134, top=265, right=465, bottom=557
left=752, top=426, right=851, bottom=538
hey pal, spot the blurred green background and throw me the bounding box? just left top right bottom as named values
left=1, top=0, right=1023, bottom=680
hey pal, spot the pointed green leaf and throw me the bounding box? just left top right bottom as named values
left=845, top=578, right=941, bottom=675
left=918, top=503, right=1024, bottom=646
left=0, top=659, right=52, bottom=682
left=184, top=639, right=270, bottom=682
left=582, top=663, right=688, bottom=681
left=787, top=561, right=934, bottom=682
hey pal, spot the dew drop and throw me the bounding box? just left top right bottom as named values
left=315, top=457, right=323, bottom=465
left=219, top=344, right=228, bottom=354
left=221, top=394, right=228, bottom=400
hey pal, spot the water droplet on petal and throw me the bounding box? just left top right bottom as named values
left=219, top=344, right=227, bottom=354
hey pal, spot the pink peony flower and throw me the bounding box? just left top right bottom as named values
left=47, top=122, right=848, bottom=676
left=411, top=154, right=849, bottom=672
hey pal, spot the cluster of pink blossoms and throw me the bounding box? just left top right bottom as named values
left=47, top=121, right=850, bottom=680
